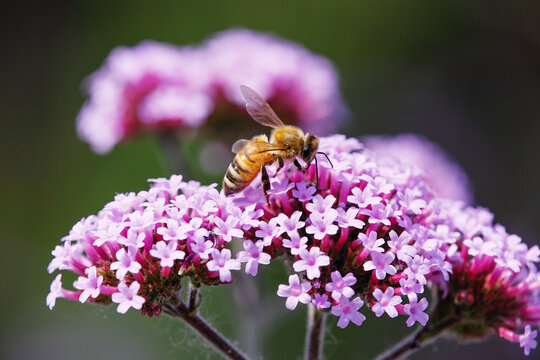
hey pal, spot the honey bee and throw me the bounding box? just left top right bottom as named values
left=223, top=85, right=328, bottom=198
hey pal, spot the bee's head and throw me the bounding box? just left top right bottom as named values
left=301, top=134, right=319, bottom=164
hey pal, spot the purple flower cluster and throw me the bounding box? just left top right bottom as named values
left=364, top=134, right=473, bottom=202
left=229, top=134, right=538, bottom=354
left=47, top=134, right=538, bottom=355
left=76, top=29, right=346, bottom=153
left=201, top=29, right=345, bottom=135
left=231, top=135, right=450, bottom=329
left=433, top=200, right=540, bottom=355
left=47, top=175, right=255, bottom=316
left=77, top=42, right=211, bottom=154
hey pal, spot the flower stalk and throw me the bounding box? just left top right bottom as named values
left=187, top=280, right=201, bottom=313
left=375, top=315, right=461, bottom=360
left=164, top=300, right=251, bottom=360
left=304, top=305, right=327, bottom=360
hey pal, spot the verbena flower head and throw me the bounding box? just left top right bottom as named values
left=76, top=29, right=346, bottom=154
left=364, top=134, right=473, bottom=203
left=432, top=200, right=539, bottom=355
left=47, top=175, right=254, bottom=316
left=47, top=133, right=538, bottom=356
left=231, top=135, right=451, bottom=329
left=77, top=42, right=212, bottom=154
left=201, top=29, right=346, bottom=135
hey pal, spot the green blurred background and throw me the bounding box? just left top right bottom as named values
left=2, top=1, right=539, bottom=359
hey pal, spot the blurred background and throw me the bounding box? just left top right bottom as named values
left=1, top=1, right=539, bottom=359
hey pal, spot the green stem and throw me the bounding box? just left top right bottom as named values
left=188, top=280, right=201, bottom=314
left=164, top=301, right=251, bottom=360
left=304, top=305, right=327, bottom=360
left=375, top=316, right=461, bottom=360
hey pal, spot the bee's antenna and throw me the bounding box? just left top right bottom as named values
left=317, top=152, right=333, bottom=168
left=314, top=155, right=319, bottom=188
left=314, top=152, right=333, bottom=190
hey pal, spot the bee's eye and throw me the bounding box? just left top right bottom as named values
left=302, top=144, right=312, bottom=160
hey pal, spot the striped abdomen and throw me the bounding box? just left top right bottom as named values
left=223, top=152, right=273, bottom=196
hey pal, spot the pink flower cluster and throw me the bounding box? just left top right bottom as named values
left=228, top=134, right=538, bottom=354
left=364, top=134, right=473, bottom=202
left=47, top=134, right=538, bottom=355
left=231, top=135, right=449, bottom=329
left=47, top=175, right=257, bottom=316
left=77, top=42, right=211, bottom=154
left=76, top=29, right=346, bottom=153
left=201, top=29, right=345, bottom=135
left=434, top=200, right=540, bottom=355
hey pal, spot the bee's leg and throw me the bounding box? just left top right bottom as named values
left=317, top=151, right=334, bottom=168
left=274, top=157, right=284, bottom=175
left=314, top=156, right=319, bottom=188
left=261, top=162, right=272, bottom=204
left=293, top=159, right=303, bottom=171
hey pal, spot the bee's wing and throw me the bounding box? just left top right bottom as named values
left=240, top=85, right=285, bottom=128
left=243, top=140, right=287, bottom=155
left=231, top=139, right=250, bottom=154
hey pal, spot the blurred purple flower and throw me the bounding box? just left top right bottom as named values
left=76, top=29, right=346, bottom=154
left=201, top=29, right=346, bottom=134
left=77, top=42, right=212, bottom=154
left=364, top=134, right=473, bottom=202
